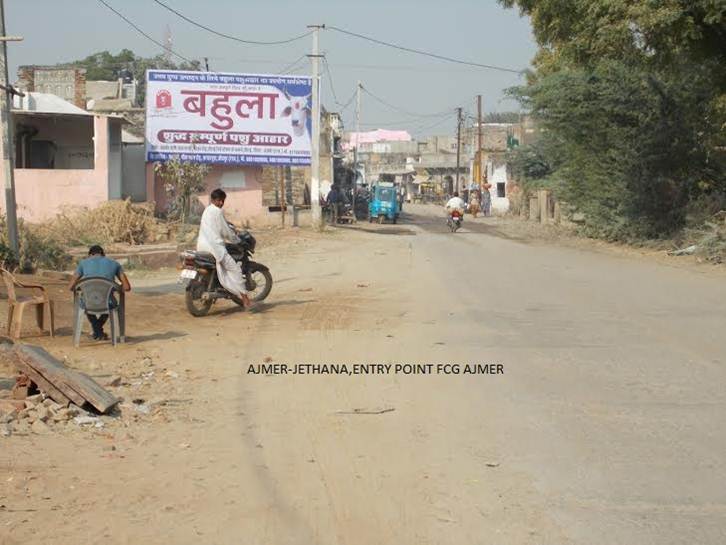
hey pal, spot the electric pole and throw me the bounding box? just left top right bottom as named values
left=353, top=80, right=362, bottom=222
left=0, top=0, right=20, bottom=255
left=477, top=95, right=483, bottom=190
left=308, top=24, right=324, bottom=229
left=455, top=107, right=463, bottom=194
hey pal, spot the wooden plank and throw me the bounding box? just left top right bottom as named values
left=12, top=358, right=73, bottom=407
left=14, top=345, right=119, bottom=413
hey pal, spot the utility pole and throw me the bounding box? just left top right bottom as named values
left=0, top=0, right=20, bottom=255
left=308, top=24, right=324, bottom=229
left=477, top=95, right=483, bottom=191
left=455, top=107, right=463, bottom=194
left=204, top=57, right=210, bottom=71
left=352, top=80, right=362, bottom=222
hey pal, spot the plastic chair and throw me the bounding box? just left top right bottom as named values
left=1, top=267, right=55, bottom=340
left=73, top=277, right=122, bottom=347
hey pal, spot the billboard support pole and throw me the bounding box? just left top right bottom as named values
left=308, top=24, right=324, bottom=230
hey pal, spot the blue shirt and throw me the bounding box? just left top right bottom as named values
left=76, top=256, right=123, bottom=282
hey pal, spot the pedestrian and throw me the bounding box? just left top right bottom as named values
left=326, top=184, right=341, bottom=224
left=481, top=183, right=492, bottom=217
left=68, top=245, right=131, bottom=341
left=469, top=191, right=481, bottom=218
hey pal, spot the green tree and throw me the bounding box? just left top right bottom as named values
left=499, top=0, right=726, bottom=239
left=57, top=50, right=201, bottom=105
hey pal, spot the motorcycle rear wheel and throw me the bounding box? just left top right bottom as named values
left=186, top=280, right=213, bottom=317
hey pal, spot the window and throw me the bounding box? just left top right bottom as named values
left=497, top=182, right=506, bottom=198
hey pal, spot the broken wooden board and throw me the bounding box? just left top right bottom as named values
left=12, top=358, right=74, bottom=407
left=13, top=345, right=119, bottom=413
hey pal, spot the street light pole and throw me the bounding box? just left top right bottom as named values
left=0, top=0, right=20, bottom=255
left=308, top=25, right=324, bottom=229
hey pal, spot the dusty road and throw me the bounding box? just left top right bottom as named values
left=2, top=204, right=725, bottom=545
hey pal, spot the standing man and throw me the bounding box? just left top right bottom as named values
left=326, top=184, right=341, bottom=224
left=68, top=245, right=131, bottom=341
left=197, top=189, right=252, bottom=309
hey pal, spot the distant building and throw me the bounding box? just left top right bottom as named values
left=16, top=66, right=87, bottom=109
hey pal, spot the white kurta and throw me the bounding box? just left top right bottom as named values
left=197, top=204, right=247, bottom=296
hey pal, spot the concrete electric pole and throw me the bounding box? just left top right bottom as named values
left=477, top=95, right=483, bottom=190
left=308, top=24, right=324, bottom=229
left=0, top=0, right=21, bottom=255
left=352, top=80, right=362, bottom=223
left=455, top=107, right=463, bottom=194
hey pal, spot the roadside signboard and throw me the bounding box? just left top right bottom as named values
left=146, top=70, right=312, bottom=166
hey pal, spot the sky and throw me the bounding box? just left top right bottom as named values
left=6, top=0, right=536, bottom=138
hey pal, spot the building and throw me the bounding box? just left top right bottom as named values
left=16, top=66, right=87, bottom=109
left=0, top=93, right=138, bottom=223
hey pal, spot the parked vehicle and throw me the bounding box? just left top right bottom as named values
left=368, top=181, right=400, bottom=224
left=179, top=229, right=272, bottom=317
left=447, top=209, right=463, bottom=232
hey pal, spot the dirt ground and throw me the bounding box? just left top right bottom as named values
left=1, top=204, right=725, bottom=545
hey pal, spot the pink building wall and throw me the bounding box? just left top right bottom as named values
left=0, top=116, right=111, bottom=223
left=146, top=163, right=266, bottom=224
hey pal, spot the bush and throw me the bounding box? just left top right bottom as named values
left=0, top=215, right=72, bottom=272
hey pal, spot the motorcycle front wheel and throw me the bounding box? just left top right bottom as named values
left=234, top=262, right=273, bottom=305
left=185, top=279, right=213, bottom=317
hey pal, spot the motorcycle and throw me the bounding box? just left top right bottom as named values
left=447, top=209, right=463, bottom=232
left=178, top=228, right=273, bottom=317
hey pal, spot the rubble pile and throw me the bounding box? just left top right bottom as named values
left=0, top=395, right=101, bottom=436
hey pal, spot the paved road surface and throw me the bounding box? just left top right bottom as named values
left=219, top=204, right=726, bottom=545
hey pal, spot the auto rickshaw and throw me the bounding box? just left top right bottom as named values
left=368, top=181, right=400, bottom=224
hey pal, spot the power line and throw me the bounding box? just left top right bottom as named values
left=328, top=25, right=524, bottom=75
left=95, top=0, right=195, bottom=64
left=151, top=0, right=312, bottom=45
left=338, top=89, right=357, bottom=114
left=322, top=57, right=340, bottom=105
left=362, top=86, right=453, bottom=119
left=278, top=55, right=308, bottom=74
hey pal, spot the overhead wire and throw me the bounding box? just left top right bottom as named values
left=322, top=56, right=341, bottom=105
left=361, top=86, right=454, bottom=119
left=95, top=0, right=195, bottom=64
left=151, top=0, right=313, bottom=45
left=278, top=55, right=308, bottom=74
left=327, top=25, right=524, bottom=75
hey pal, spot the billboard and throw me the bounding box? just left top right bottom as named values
left=146, top=70, right=312, bottom=166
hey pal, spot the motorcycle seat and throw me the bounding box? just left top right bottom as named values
left=192, top=251, right=216, bottom=263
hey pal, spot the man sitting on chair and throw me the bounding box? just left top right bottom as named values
left=68, top=245, right=131, bottom=340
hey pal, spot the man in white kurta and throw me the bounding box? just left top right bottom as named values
left=197, top=189, right=251, bottom=308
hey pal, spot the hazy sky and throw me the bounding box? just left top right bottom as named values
left=6, top=0, right=536, bottom=136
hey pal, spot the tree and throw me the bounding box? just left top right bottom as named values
left=499, top=0, right=726, bottom=239
left=154, top=159, right=210, bottom=224
left=56, top=50, right=201, bottom=105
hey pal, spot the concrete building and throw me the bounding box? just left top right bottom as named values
left=0, top=93, right=131, bottom=222
left=16, top=66, right=87, bottom=109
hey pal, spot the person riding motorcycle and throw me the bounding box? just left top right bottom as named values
left=197, top=188, right=252, bottom=309
left=445, top=192, right=466, bottom=216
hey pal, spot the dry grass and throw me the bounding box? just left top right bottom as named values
left=35, top=199, right=160, bottom=246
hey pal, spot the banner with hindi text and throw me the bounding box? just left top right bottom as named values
left=145, top=70, right=313, bottom=166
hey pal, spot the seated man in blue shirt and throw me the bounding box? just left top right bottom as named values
left=68, top=245, right=131, bottom=340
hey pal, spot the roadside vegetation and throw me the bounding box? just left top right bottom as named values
left=501, top=0, right=726, bottom=262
